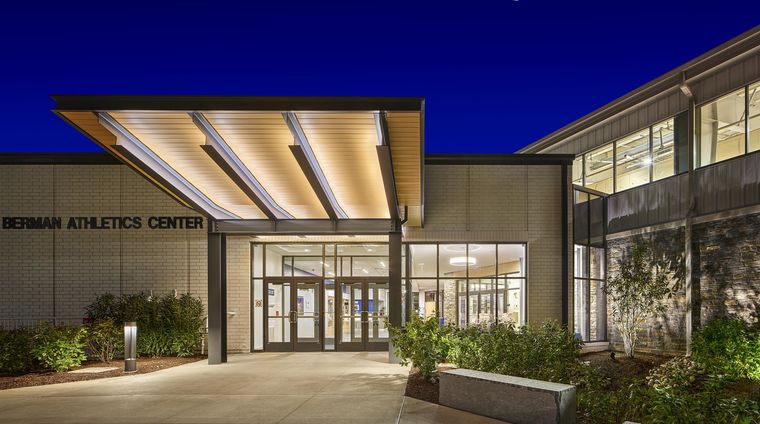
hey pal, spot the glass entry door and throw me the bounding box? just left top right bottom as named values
left=265, top=279, right=321, bottom=352
left=336, top=280, right=389, bottom=351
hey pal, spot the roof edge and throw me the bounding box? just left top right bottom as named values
left=51, top=95, right=425, bottom=112
left=517, top=24, right=760, bottom=154
left=425, top=154, right=574, bottom=165
left=0, top=152, right=119, bottom=165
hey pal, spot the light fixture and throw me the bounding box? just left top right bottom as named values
left=642, top=157, right=653, bottom=165
left=362, top=268, right=369, bottom=274
left=379, top=261, right=386, bottom=268
left=449, top=256, right=476, bottom=266
left=124, top=322, right=137, bottom=372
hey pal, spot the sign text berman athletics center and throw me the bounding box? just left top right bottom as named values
left=1, top=216, right=204, bottom=230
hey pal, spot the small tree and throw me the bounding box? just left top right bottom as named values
left=605, top=240, right=672, bottom=358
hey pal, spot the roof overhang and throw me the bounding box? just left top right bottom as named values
left=53, top=95, right=424, bottom=228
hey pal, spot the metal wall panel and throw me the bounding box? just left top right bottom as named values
left=607, top=173, right=688, bottom=234
left=552, top=90, right=688, bottom=156
left=695, top=152, right=760, bottom=216
left=692, top=51, right=760, bottom=104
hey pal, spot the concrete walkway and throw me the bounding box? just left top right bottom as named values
left=0, top=352, right=504, bottom=424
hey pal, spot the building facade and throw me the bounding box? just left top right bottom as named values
left=0, top=153, right=571, bottom=357
left=2, top=26, right=759, bottom=362
left=519, top=25, right=760, bottom=354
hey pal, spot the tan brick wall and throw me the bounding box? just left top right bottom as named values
left=0, top=164, right=208, bottom=328
left=405, top=164, right=573, bottom=326
left=226, top=236, right=250, bottom=353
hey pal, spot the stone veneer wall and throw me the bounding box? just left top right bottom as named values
left=693, top=213, right=760, bottom=326
left=606, top=227, right=687, bottom=354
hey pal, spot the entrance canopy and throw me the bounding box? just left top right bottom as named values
left=53, top=96, right=424, bottom=229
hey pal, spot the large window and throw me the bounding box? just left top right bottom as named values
left=697, top=87, right=746, bottom=167
left=748, top=81, right=760, bottom=154
left=573, top=115, right=683, bottom=194
left=614, top=128, right=651, bottom=192
left=696, top=82, right=760, bottom=167
left=573, top=188, right=607, bottom=342
left=573, top=245, right=606, bottom=342
left=406, top=243, right=527, bottom=327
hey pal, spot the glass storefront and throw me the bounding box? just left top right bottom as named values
left=406, top=243, right=527, bottom=327
left=252, top=242, right=393, bottom=352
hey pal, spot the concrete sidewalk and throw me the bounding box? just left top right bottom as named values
left=0, top=352, right=503, bottom=423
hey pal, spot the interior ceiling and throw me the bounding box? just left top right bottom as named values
left=57, top=102, right=422, bottom=223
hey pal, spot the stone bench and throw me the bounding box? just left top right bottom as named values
left=439, top=368, right=576, bottom=424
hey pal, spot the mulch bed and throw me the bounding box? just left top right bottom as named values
left=581, top=351, right=667, bottom=390
left=0, top=355, right=206, bottom=390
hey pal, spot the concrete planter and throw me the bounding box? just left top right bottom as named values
left=439, top=368, right=576, bottom=424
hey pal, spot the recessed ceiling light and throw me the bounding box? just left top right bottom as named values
left=449, top=256, right=476, bottom=266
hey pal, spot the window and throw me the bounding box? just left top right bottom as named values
left=573, top=245, right=606, bottom=342
left=652, top=119, right=675, bottom=181
left=575, top=114, right=685, bottom=194
left=405, top=243, right=527, bottom=327
left=572, top=156, right=583, bottom=186
left=573, top=187, right=607, bottom=342
left=697, top=87, right=746, bottom=167
left=584, top=144, right=614, bottom=193
left=615, top=128, right=650, bottom=191
left=749, top=82, right=760, bottom=154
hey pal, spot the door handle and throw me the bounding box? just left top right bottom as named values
left=289, top=311, right=297, bottom=324
left=361, top=311, right=369, bottom=324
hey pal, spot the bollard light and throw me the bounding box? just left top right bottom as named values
left=124, top=321, right=137, bottom=372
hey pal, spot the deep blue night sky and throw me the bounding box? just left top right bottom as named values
left=1, top=1, right=758, bottom=154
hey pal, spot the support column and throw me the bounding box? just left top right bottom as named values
left=561, top=164, right=570, bottom=328
left=208, top=231, right=227, bottom=364
left=388, top=231, right=402, bottom=363
left=685, top=93, right=697, bottom=355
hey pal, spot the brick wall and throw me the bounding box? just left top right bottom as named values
left=405, top=164, right=572, bottom=326
left=0, top=164, right=208, bottom=329
left=226, top=236, right=250, bottom=353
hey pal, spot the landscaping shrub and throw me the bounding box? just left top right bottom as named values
left=389, top=315, right=451, bottom=379
left=31, top=322, right=88, bottom=372
left=692, top=317, right=760, bottom=381
left=86, top=318, right=122, bottom=362
left=0, top=327, right=36, bottom=374
left=449, top=320, right=581, bottom=383
left=85, top=292, right=205, bottom=357
left=641, top=356, right=759, bottom=423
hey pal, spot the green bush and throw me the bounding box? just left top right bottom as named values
left=0, top=327, right=36, bottom=374
left=85, top=292, right=205, bottom=357
left=389, top=315, right=451, bottom=379
left=32, top=323, right=88, bottom=372
left=86, top=318, right=122, bottom=362
left=692, top=317, right=760, bottom=380
left=449, top=320, right=581, bottom=383
left=641, top=356, right=759, bottom=423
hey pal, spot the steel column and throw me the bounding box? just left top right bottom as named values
left=208, top=230, right=227, bottom=364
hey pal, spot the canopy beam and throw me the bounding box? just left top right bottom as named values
left=375, top=112, right=400, bottom=220
left=98, top=112, right=238, bottom=220
left=283, top=112, right=348, bottom=220
left=192, top=112, right=293, bottom=220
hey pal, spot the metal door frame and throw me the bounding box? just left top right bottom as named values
left=335, top=277, right=389, bottom=351
left=263, top=277, right=323, bottom=352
